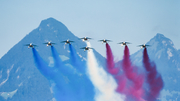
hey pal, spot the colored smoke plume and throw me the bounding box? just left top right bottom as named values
left=32, top=47, right=94, bottom=101
left=86, top=42, right=125, bottom=101
left=106, top=44, right=144, bottom=101
left=51, top=46, right=73, bottom=74
left=32, top=48, right=76, bottom=100
left=121, top=45, right=144, bottom=101
left=69, top=44, right=86, bottom=73
left=106, top=43, right=119, bottom=74
left=143, top=48, right=164, bottom=101
left=51, top=46, right=95, bottom=101
left=32, top=48, right=54, bottom=79
left=68, top=44, right=95, bottom=100
left=105, top=43, right=128, bottom=97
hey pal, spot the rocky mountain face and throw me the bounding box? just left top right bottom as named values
left=131, top=33, right=180, bottom=100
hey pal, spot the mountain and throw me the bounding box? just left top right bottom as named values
left=0, top=18, right=105, bottom=101
left=131, top=33, right=180, bottom=100
left=1, top=18, right=179, bottom=101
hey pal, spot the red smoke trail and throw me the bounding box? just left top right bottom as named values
left=106, top=43, right=128, bottom=94
left=121, top=45, right=144, bottom=101
left=106, top=43, right=144, bottom=100
left=116, top=75, right=128, bottom=93
left=143, top=48, right=164, bottom=101
left=106, top=43, right=119, bottom=74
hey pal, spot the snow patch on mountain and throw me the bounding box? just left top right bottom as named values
left=48, top=57, right=54, bottom=67
left=155, top=49, right=164, bottom=59
left=62, top=75, right=70, bottom=84
left=17, top=75, right=19, bottom=79
left=18, top=82, right=23, bottom=87
left=0, top=70, right=2, bottom=78
left=162, top=40, right=166, bottom=44
left=169, top=40, right=173, bottom=45
left=162, top=40, right=168, bottom=47
left=77, top=52, right=87, bottom=61
left=50, top=83, right=56, bottom=94
left=167, top=48, right=173, bottom=59
left=0, top=64, right=14, bottom=87
left=54, top=30, right=57, bottom=33
left=15, top=67, right=20, bottom=73
left=59, top=55, right=69, bottom=61
left=50, top=98, right=56, bottom=101
left=173, top=79, right=177, bottom=83
left=0, top=89, right=18, bottom=100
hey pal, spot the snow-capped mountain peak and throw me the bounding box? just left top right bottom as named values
left=38, top=18, right=69, bottom=33
left=148, top=33, right=175, bottom=50
left=131, top=33, right=180, bottom=100
left=0, top=17, right=105, bottom=101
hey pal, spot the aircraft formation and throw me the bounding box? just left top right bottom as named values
left=24, top=37, right=150, bottom=51
left=28, top=36, right=162, bottom=101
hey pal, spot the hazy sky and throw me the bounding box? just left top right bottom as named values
left=0, top=0, right=180, bottom=59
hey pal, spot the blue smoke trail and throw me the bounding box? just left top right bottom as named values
left=69, top=44, right=95, bottom=101
left=51, top=46, right=73, bottom=74
left=32, top=48, right=54, bottom=79
left=69, top=44, right=86, bottom=73
left=32, top=48, right=77, bottom=101
left=32, top=46, right=95, bottom=101
left=50, top=46, right=95, bottom=101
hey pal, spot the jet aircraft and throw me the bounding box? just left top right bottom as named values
left=138, top=44, right=150, bottom=48
left=24, top=43, right=37, bottom=48
left=80, top=47, right=93, bottom=51
left=61, top=39, right=74, bottom=45
left=118, top=42, right=131, bottom=46
left=80, top=37, right=92, bottom=41
left=43, top=42, right=55, bottom=46
left=98, top=39, right=112, bottom=43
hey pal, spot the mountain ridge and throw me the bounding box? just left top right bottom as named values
left=131, top=33, right=180, bottom=100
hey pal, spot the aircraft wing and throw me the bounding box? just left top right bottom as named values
left=98, top=40, right=104, bottom=41
left=145, top=45, right=150, bottom=46
left=137, top=45, right=143, bottom=47
left=106, top=40, right=112, bottom=41
left=80, top=37, right=92, bottom=39
left=24, top=44, right=30, bottom=46
left=126, top=42, right=131, bottom=44
left=61, top=41, right=67, bottom=43
left=69, top=41, right=74, bottom=42
left=118, top=42, right=123, bottom=44
left=98, top=39, right=108, bottom=41
left=43, top=42, right=48, bottom=44
left=80, top=47, right=86, bottom=49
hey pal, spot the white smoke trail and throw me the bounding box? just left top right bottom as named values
left=86, top=42, right=125, bottom=101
